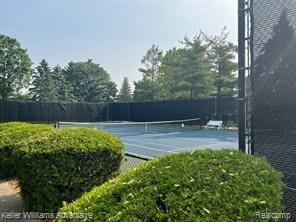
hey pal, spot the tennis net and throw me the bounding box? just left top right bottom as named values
left=57, top=117, right=201, bottom=137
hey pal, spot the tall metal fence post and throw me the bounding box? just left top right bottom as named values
left=238, top=0, right=246, bottom=152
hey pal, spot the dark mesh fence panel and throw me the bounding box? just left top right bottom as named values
left=1, top=98, right=237, bottom=124
left=252, top=0, right=296, bottom=218
left=109, top=97, right=237, bottom=125
left=0, top=101, right=106, bottom=122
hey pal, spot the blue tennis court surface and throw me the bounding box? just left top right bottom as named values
left=120, top=129, right=238, bottom=158
left=59, top=122, right=238, bottom=158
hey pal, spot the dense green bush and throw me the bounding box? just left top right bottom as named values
left=56, top=150, right=283, bottom=222
left=0, top=122, right=54, bottom=179
left=15, top=128, right=124, bottom=212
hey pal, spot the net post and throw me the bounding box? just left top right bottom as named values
left=145, top=122, right=148, bottom=134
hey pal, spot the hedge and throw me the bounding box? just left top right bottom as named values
left=56, top=150, right=284, bottom=222
left=15, top=127, right=124, bottom=213
left=0, top=122, right=54, bottom=179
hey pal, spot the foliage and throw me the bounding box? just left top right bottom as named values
left=63, top=59, right=117, bottom=103
left=159, top=35, right=215, bottom=100
left=1, top=28, right=237, bottom=103
left=134, top=45, right=163, bottom=101
left=133, top=79, right=154, bottom=102
left=117, top=77, right=132, bottom=102
left=52, top=65, right=75, bottom=102
left=138, top=44, right=163, bottom=82
left=56, top=150, right=283, bottom=222
left=180, top=35, right=215, bottom=99
left=105, top=81, right=118, bottom=103
left=0, top=34, right=32, bottom=100
left=0, top=122, right=54, bottom=179
left=202, top=27, right=238, bottom=97
left=158, top=48, right=188, bottom=99
left=15, top=127, right=124, bottom=212
left=135, top=30, right=237, bottom=101
left=8, top=93, right=31, bottom=101
left=29, top=59, right=56, bottom=101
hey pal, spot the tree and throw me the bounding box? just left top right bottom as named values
left=63, top=59, right=117, bottom=103
left=9, top=93, right=31, bottom=101
left=134, top=31, right=235, bottom=101
left=133, top=79, right=154, bottom=101
left=135, top=45, right=163, bottom=101
left=180, top=35, right=215, bottom=99
left=29, top=59, right=56, bottom=101
left=51, top=65, right=75, bottom=101
left=202, top=27, right=237, bottom=98
left=0, top=34, right=32, bottom=100
left=117, top=77, right=132, bottom=102
left=159, top=48, right=188, bottom=99
left=105, top=81, right=118, bottom=103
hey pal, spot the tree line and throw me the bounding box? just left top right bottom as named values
left=29, top=59, right=117, bottom=103
left=0, top=28, right=237, bottom=103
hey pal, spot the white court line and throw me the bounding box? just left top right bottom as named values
left=124, top=142, right=177, bottom=154
left=169, top=136, right=236, bottom=143
left=126, top=132, right=220, bottom=143
left=123, top=138, right=181, bottom=149
left=137, top=132, right=182, bottom=138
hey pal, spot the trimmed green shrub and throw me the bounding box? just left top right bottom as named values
left=15, top=128, right=124, bottom=213
left=56, top=150, right=283, bottom=222
left=0, top=122, right=54, bottom=179
left=0, top=122, right=28, bottom=131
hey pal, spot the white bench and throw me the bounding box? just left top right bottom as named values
left=206, top=120, right=223, bottom=130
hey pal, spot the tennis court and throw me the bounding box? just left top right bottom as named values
left=59, top=119, right=238, bottom=159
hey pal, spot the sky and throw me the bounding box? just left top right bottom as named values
left=0, top=0, right=237, bottom=88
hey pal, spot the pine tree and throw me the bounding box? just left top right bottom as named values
left=106, top=81, right=118, bottom=103
left=135, top=45, right=163, bottom=101
left=52, top=65, right=75, bottom=101
left=159, top=48, right=187, bottom=99
left=29, top=59, right=55, bottom=101
left=202, top=27, right=237, bottom=98
left=180, top=35, right=215, bottom=99
left=133, top=79, right=154, bottom=101
left=118, top=77, right=132, bottom=102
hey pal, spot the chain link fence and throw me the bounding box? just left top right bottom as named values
left=251, top=0, right=296, bottom=218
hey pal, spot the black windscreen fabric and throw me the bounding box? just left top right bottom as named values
left=252, top=0, right=296, bottom=217
left=0, top=97, right=237, bottom=124
left=0, top=101, right=106, bottom=122
left=108, top=97, right=237, bottom=124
